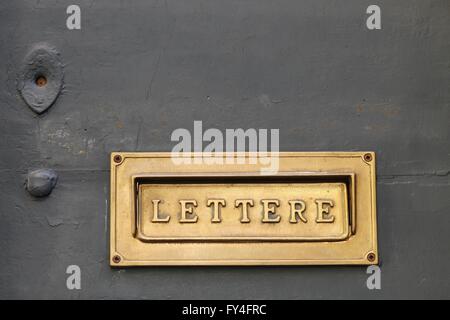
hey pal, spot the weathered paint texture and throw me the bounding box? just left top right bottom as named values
left=0, top=0, right=449, bottom=299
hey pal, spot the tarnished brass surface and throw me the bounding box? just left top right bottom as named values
left=110, top=152, right=377, bottom=266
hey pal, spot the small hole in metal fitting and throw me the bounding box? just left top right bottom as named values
left=113, top=155, right=122, bottom=163
left=112, top=255, right=121, bottom=263
left=364, top=153, right=373, bottom=162
left=367, top=253, right=376, bottom=262
left=35, top=75, right=47, bottom=87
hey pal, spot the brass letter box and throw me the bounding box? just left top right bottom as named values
left=110, top=152, right=377, bottom=266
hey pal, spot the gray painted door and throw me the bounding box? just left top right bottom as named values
left=1, top=0, right=449, bottom=299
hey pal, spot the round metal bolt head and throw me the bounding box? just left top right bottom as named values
left=113, top=155, right=122, bottom=163
left=364, top=153, right=373, bottom=162
left=26, top=169, right=58, bottom=197
left=367, top=252, right=376, bottom=262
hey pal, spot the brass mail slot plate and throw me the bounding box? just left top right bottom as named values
left=110, top=152, right=377, bottom=266
left=138, top=182, right=349, bottom=241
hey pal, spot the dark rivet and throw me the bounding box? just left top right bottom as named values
left=112, top=255, right=121, bottom=263
left=113, top=155, right=122, bottom=163
left=367, top=252, right=376, bottom=262
left=364, top=153, right=373, bottom=162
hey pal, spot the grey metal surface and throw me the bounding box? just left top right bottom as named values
left=0, top=0, right=449, bottom=299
